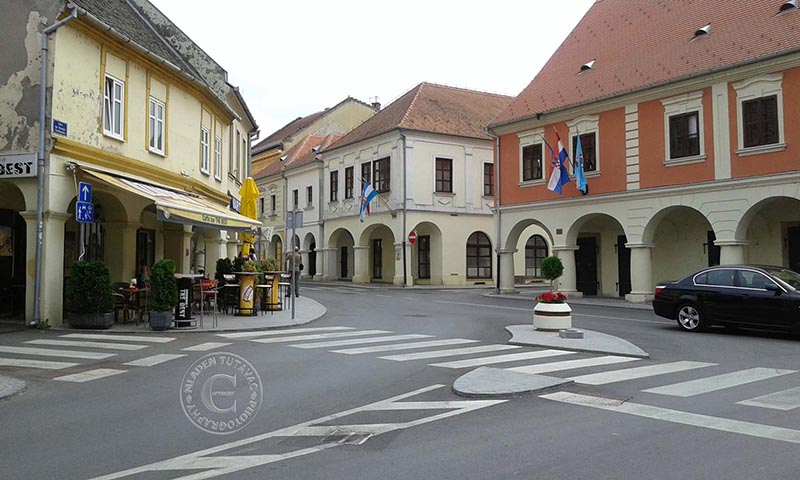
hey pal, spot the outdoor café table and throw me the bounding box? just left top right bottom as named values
left=174, top=273, right=203, bottom=328
left=119, top=287, right=148, bottom=325
left=233, top=272, right=259, bottom=316
left=261, top=271, right=285, bottom=311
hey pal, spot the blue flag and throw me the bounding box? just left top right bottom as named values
left=574, top=135, right=588, bottom=194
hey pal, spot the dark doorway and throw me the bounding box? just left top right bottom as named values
left=136, top=229, right=155, bottom=274
left=373, top=239, right=383, bottom=279
left=418, top=235, right=430, bottom=279
left=617, top=235, right=631, bottom=297
left=0, top=210, right=25, bottom=319
left=576, top=237, right=598, bottom=296
left=340, top=246, right=348, bottom=279
left=707, top=230, right=721, bottom=267
left=788, top=226, right=800, bottom=273
left=309, top=242, right=316, bottom=277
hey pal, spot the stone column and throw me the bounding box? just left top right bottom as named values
left=498, top=248, right=517, bottom=294
left=104, top=222, right=138, bottom=282
left=392, top=241, right=412, bottom=286
left=352, top=245, right=370, bottom=283
left=553, top=246, right=580, bottom=298
left=206, top=235, right=228, bottom=279
left=717, top=240, right=748, bottom=265
left=21, top=211, right=70, bottom=327
left=181, top=225, right=193, bottom=273
left=320, top=247, right=337, bottom=280
left=20, top=211, right=38, bottom=326
left=625, top=243, right=654, bottom=303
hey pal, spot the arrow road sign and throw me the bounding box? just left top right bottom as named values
left=79, top=182, right=92, bottom=203
left=76, top=201, right=94, bottom=223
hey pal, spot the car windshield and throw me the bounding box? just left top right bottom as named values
left=762, top=267, right=800, bottom=290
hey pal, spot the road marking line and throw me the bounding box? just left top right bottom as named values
left=25, top=339, right=148, bottom=351
left=738, top=386, right=800, bottom=411
left=430, top=349, right=575, bottom=369
left=643, top=367, right=797, bottom=397
left=380, top=344, right=520, bottom=361
left=54, top=368, right=126, bottom=383
left=541, top=391, right=800, bottom=445
left=0, top=357, right=78, bottom=370
left=124, top=354, right=186, bottom=367
left=182, top=342, right=232, bottom=352
left=61, top=334, right=175, bottom=343
left=217, top=326, right=354, bottom=339
left=376, top=294, right=391, bottom=298
left=508, top=356, right=639, bottom=374
left=0, top=345, right=115, bottom=360
left=333, top=338, right=479, bottom=355
left=289, top=334, right=433, bottom=349
left=252, top=330, right=391, bottom=344
left=569, top=361, right=717, bottom=385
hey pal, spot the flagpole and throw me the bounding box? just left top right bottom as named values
left=360, top=176, right=395, bottom=213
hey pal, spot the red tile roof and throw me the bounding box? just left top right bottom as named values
left=492, top=0, right=800, bottom=127
left=253, top=133, right=344, bottom=180
left=326, top=83, right=513, bottom=151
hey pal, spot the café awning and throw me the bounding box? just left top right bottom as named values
left=82, top=169, right=260, bottom=231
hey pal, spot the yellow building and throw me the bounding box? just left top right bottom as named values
left=0, top=0, right=258, bottom=326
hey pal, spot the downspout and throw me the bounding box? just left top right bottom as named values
left=485, top=129, right=501, bottom=294
left=400, top=130, right=407, bottom=288
left=33, top=4, right=78, bottom=327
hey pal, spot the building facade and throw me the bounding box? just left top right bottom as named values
left=489, top=1, right=800, bottom=302
left=0, top=0, right=258, bottom=326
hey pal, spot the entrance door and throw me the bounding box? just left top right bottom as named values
left=617, top=235, right=631, bottom=297
left=136, top=229, right=155, bottom=273
left=788, top=226, right=800, bottom=273
left=340, top=246, right=348, bottom=279
left=707, top=230, right=721, bottom=267
left=373, top=239, right=382, bottom=279
left=418, top=235, right=430, bottom=279
left=309, top=242, right=316, bottom=277
left=576, top=237, right=598, bottom=296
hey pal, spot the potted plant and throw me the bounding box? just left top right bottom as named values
left=533, top=256, right=572, bottom=331
left=215, top=257, right=233, bottom=285
left=149, top=259, right=178, bottom=331
left=65, top=261, right=115, bottom=329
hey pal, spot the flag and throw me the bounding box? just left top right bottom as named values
left=545, top=140, right=561, bottom=192
left=574, top=134, right=588, bottom=194
left=359, top=180, right=378, bottom=222
left=547, top=132, right=572, bottom=194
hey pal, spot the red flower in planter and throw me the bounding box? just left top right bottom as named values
left=535, top=292, right=568, bottom=304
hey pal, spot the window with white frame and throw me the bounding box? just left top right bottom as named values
left=103, top=75, right=124, bottom=139
left=148, top=97, right=165, bottom=154
left=292, top=189, right=298, bottom=210
left=733, top=73, right=785, bottom=155
left=661, top=91, right=705, bottom=163
left=200, top=127, right=210, bottom=174
left=306, top=186, right=313, bottom=207
left=435, top=157, right=453, bottom=193
left=567, top=115, right=600, bottom=173
left=517, top=129, right=544, bottom=183
left=214, top=136, right=222, bottom=179
left=270, top=194, right=276, bottom=215
left=330, top=170, right=338, bottom=202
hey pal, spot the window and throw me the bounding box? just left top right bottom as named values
left=330, top=171, right=338, bottom=202
left=694, top=269, right=734, bottom=287
left=306, top=186, right=313, bottom=206
left=373, top=157, right=390, bottom=192
left=483, top=163, right=494, bottom=196
left=466, top=232, right=492, bottom=279
left=418, top=235, right=430, bottom=279
left=572, top=133, right=596, bottom=172
left=200, top=128, right=210, bottom=174
left=435, top=158, right=453, bottom=193
left=743, top=96, right=779, bottom=148
left=148, top=97, right=165, bottom=154
left=270, top=194, right=276, bottom=215
left=241, top=138, right=247, bottom=180
left=292, top=189, right=298, bottom=210
left=567, top=115, right=600, bottom=172
left=361, top=162, right=371, bottom=189
left=345, top=166, right=354, bottom=199
left=521, top=144, right=543, bottom=181
left=103, top=75, right=124, bottom=139
left=259, top=198, right=265, bottom=218
left=525, top=235, right=548, bottom=277
left=733, top=73, right=784, bottom=154
left=669, top=112, right=700, bottom=159
left=214, top=137, right=222, bottom=179
left=662, top=91, right=705, bottom=163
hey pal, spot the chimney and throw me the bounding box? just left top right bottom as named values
left=370, top=96, right=381, bottom=111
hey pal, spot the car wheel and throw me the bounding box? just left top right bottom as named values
left=676, top=302, right=706, bottom=332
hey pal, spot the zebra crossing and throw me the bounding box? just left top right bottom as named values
left=219, top=325, right=800, bottom=416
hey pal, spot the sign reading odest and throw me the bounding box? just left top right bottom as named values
left=201, top=214, right=228, bottom=226
left=0, top=153, right=36, bottom=178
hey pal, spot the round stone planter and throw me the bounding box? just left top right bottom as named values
left=533, top=302, right=572, bottom=331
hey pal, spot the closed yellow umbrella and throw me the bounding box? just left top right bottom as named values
left=238, top=177, right=260, bottom=257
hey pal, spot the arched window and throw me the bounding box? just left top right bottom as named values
left=525, top=235, right=548, bottom=278
left=466, top=232, right=492, bottom=279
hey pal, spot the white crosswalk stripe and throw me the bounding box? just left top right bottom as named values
left=332, top=338, right=479, bottom=355
left=217, top=326, right=354, bottom=339
left=181, top=342, right=231, bottom=352
left=0, top=357, right=78, bottom=370
left=252, top=330, right=391, bottom=344
left=54, top=368, right=126, bottom=383
left=430, top=349, right=576, bottom=369
left=738, top=386, right=800, bottom=411
left=289, top=334, right=433, bottom=349
left=0, top=345, right=115, bottom=360
left=569, top=361, right=717, bottom=385
left=643, top=367, right=796, bottom=397
left=124, top=354, right=186, bottom=367
left=61, top=334, right=175, bottom=343
left=26, top=339, right=148, bottom=351
left=380, top=344, right=520, bottom=362
left=508, top=355, right=639, bottom=375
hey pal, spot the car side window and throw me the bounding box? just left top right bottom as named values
left=694, top=272, right=707, bottom=284
left=705, top=269, right=735, bottom=287
left=737, top=270, right=772, bottom=289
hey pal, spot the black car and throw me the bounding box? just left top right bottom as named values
left=652, top=265, right=800, bottom=333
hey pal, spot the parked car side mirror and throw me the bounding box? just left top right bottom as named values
left=765, top=283, right=781, bottom=294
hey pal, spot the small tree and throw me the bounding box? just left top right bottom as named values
left=232, top=255, right=245, bottom=273
left=150, top=259, right=178, bottom=312
left=215, top=257, right=233, bottom=284
left=65, top=261, right=114, bottom=314
left=541, top=256, right=564, bottom=292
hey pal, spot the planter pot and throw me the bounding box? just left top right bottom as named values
left=149, top=310, right=173, bottom=331
left=533, top=302, right=572, bottom=331
left=68, top=312, right=115, bottom=329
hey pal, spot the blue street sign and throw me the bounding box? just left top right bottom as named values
left=53, top=120, right=67, bottom=136
left=76, top=201, right=94, bottom=223
left=79, top=182, right=92, bottom=203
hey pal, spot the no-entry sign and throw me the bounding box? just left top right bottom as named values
left=408, top=230, right=417, bottom=244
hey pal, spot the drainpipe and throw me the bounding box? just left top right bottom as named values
left=400, top=130, right=407, bottom=288
left=33, top=4, right=78, bottom=327
left=485, top=129, right=501, bottom=294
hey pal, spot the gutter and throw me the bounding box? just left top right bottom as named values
left=33, top=3, right=79, bottom=327
left=400, top=130, right=407, bottom=287
left=485, top=128, right=501, bottom=294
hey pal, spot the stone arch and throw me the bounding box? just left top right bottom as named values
left=564, top=212, right=629, bottom=297
left=303, top=232, right=317, bottom=277
left=0, top=181, right=27, bottom=211
left=642, top=205, right=714, bottom=285
left=505, top=218, right=554, bottom=251
left=328, top=227, right=355, bottom=280
left=736, top=195, right=800, bottom=269
left=409, top=221, right=443, bottom=284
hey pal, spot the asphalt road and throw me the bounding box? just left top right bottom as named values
left=1, top=285, right=799, bottom=479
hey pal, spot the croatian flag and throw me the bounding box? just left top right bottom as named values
left=359, top=181, right=378, bottom=222
left=546, top=132, right=572, bottom=194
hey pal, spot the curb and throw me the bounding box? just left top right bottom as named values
left=452, top=367, right=573, bottom=398
left=0, top=375, right=26, bottom=401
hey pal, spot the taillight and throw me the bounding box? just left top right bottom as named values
left=655, top=285, right=665, bottom=295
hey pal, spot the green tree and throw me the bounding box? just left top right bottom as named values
left=541, top=256, right=564, bottom=292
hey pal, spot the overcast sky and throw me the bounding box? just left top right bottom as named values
left=150, top=0, right=596, bottom=138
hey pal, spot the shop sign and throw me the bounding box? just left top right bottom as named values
left=0, top=153, right=36, bottom=178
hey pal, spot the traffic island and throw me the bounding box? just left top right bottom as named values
left=506, top=325, right=650, bottom=359
left=453, top=367, right=572, bottom=398
left=0, top=374, right=26, bottom=401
